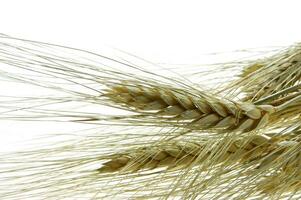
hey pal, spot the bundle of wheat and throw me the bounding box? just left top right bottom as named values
left=0, top=34, right=300, bottom=199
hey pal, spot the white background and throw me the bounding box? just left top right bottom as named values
left=0, top=0, right=301, bottom=148
left=1, top=0, right=301, bottom=62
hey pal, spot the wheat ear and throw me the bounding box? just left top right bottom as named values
left=99, top=134, right=278, bottom=173
left=226, top=44, right=301, bottom=102
left=105, top=83, right=275, bottom=132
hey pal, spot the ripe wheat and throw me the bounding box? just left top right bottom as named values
left=105, top=84, right=275, bottom=132
left=99, top=134, right=278, bottom=173
left=227, top=44, right=301, bottom=102
left=0, top=35, right=301, bottom=199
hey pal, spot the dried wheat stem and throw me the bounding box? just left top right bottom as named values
left=99, top=134, right=278, bottom=173
left=105, top=83, right=275, bottom=132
